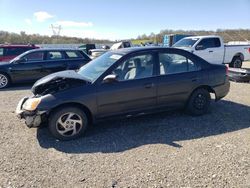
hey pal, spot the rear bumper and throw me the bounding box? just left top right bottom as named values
left=16, top=97, right=47, bottom=128
left=228, top=68, right=250, bottom=82
left=213, top=79, right=230, bottom=101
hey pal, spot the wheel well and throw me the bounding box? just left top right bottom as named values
left=0, top=72, right=11, bottom=83
left=187, top=85, right=215, bottom=104
left=232, top=53, right=244, bottom=62
left=185, top=85, right=214, bottom=105
left=49, top=102, right=93, bottom=125
left=193, top=85, right=215, bottom=94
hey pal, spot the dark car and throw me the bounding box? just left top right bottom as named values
left=0, top=48, right=91, bottom=88
left=0, top=44, right=39, bottom=62
left=16, top=47, right=230, bottom=140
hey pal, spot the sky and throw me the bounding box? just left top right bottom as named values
left=0, top=0, right=250, bottom=40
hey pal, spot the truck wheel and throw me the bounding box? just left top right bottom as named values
left=0, top=73, right=10, bottom=89
left=230, top=57, right=242, bottom=68
left=186, top=88, right=211, bottom=116
left=49, top=107, right=88, bottom=141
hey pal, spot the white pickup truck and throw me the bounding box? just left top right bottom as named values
left=173, top=35, right=250, bottom=68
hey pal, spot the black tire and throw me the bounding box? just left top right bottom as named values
left=48, top=107, right=88, bottom=141
left=186, top=88, right=211, bottom=116
left=0, top=73, right=10, bottom=89
left=229, top=56, right=242, bottom=68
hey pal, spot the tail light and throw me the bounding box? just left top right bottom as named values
left=248, top=48, right=250, bottom=53
left=225, top=64, right=229, bottom=75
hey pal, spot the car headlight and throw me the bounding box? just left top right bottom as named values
left=22, top=98, right=41, bottom=111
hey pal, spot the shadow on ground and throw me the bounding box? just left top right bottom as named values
left=37, top=100, right=250, bottom=153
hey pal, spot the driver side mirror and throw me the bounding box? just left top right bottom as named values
left=103, top=74, right=118, bottom=83
left=195, top=45, right=206, bottom=50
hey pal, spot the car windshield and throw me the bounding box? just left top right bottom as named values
left=173, top=38, right=199, bottom=47
left=78, top=52, right=122, bottom=82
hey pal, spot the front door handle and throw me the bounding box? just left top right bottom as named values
left=144, top=83, right=154, bottom=88
left=209, top=50, right=213, bottom=53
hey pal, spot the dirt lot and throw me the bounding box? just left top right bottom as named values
left=0, top=63, right=250, bottom=188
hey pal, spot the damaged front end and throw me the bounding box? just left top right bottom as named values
left=16, top=70, right=89, bottom=128
left=16, top=96, right=46, bottom=128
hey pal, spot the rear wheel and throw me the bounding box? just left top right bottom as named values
left=49, top=107, right=88, bottom=141
left=229, top=56, right=242, bottom=68
left=186, top=88, right=211, bottom=116
left=0, top=73, right=10, bottom=89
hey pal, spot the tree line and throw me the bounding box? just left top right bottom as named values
left=0, top=31, right=112, bottom=45
left=1, top=29, right=250, bottom=45
left=137, top=29, right=250, bottom=43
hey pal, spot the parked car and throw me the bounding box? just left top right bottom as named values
left=110, top=41, right=132, bottom=50
left=173, top=35, right=250, bottom=68
left=228, top=67, right=250, bottom=82
left=0, top=44, right=39, bottom=62
left=0, top=48, right=91, bottom=88
left=89, top=49, right=108, bottom=59
left=16, top=47, right=230, bottom=140
left=78, top=44, right=96, bottom=55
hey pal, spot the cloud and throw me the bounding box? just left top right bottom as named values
left=34, top=11, right=54, bottom=22
left=24, top=19, right=32, bottom=25
left=56, top=21, right=93, bottom=27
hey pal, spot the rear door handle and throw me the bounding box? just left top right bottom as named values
left=144, top=83, right=154, bottom=88
left=209, top=50, right=213, bottom=53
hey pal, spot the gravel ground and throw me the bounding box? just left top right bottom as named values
left=0, top=63, right=250, bottom=188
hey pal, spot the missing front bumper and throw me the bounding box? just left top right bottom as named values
left=16, top=97, right=46, bottom=128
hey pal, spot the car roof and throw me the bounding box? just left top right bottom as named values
left=26, top=48, right=81, bottom=53
left=0, top=44, right=38, bottom=48
left=110, top=46, right=180, bottom=55
left=184, top=35, right=220, bottom=39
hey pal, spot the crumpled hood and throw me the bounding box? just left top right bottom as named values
left=31, top=70, right=89, bottom=95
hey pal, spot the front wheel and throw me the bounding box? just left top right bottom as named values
left=186, top=88, right=211, bottom=116
left=48, top=107, right=88, bottom=141
left=0, top=73, right=10, bottom=89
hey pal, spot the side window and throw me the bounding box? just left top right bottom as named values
left=5, top=47, right=19, bottom=56
left=214, top=38, right=221, bottom=47
left=0, top=48, right=3, bottom=56
left=159, top=53, right=200, bottom=75
left=24, top=52, right=44, bottom=62
left=47, top=51, right=63, bottom=60
left=197, top=38, right=221, bottom=49
left=5, top=47, right=33, bottom=56
left=65, top=51, right=83, bottom=59
left=113, top=54, right=154, bottom=81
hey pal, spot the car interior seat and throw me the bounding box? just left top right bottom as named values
left=124, top=58, right=144, bottom=80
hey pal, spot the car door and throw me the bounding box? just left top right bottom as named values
left=194, top=37, right=224, bottom=64
left=41, top=51, right=67, bottom=76
left=96, top=52, right=158, bottom=118
left=10, top=51, right=46, bottom=82
left=157, top=50, right=202, bottom=108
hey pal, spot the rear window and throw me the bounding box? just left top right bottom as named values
left=65, top=51, right=83, bottom=59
